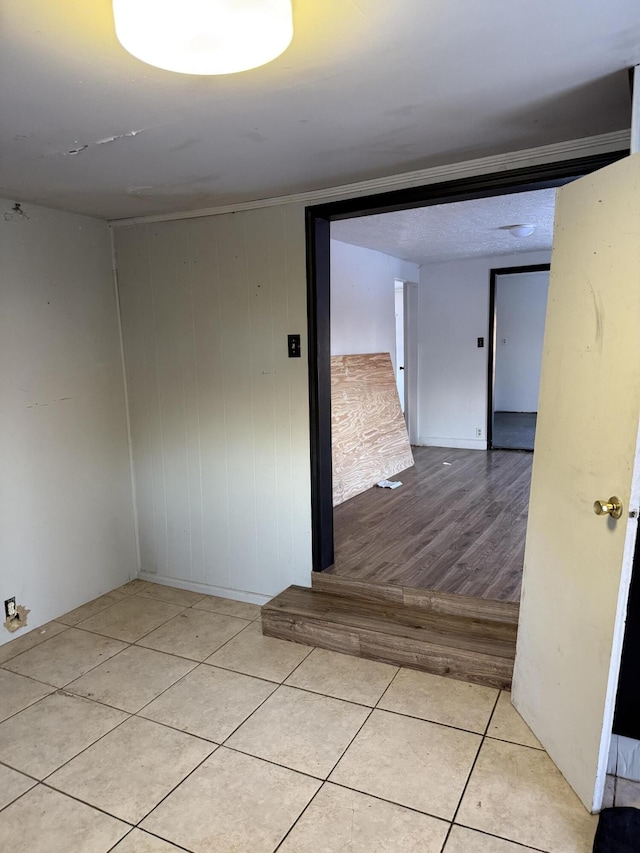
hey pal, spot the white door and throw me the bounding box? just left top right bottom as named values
left=403, top=282, right=419, bottom=442
left=394, top=283, right=405, bottom=411
left=513, top=153, right=640, bottom=812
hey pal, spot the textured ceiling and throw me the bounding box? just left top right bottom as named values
left=0, top=1, right=637, bottom=220
left=331, top=189, right=557, bottom=264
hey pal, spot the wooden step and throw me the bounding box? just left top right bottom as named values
left=312, top=572, right=520, bottom=625
left=262, top=585, right=517, bottom=690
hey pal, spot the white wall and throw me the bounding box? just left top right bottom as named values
left=417, top=250, right=551, bottom=449
left=0, top=200, right=138, bottom=644
left=330, top=239, right=419, bottom=374
left=114, top=207, right=311, bottom=602
left=112, top=137, right=620, bottom=603
left=494, top=269, right=550, bottom=412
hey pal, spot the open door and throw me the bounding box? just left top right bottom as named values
left=513, top=153, right=640, bottom=812
left=403, top=281, right=419, bottom=444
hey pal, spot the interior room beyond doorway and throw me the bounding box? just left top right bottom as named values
left=327, top=190, right=556, bottom=604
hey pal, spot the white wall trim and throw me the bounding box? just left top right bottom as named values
left=416, top=437, right=488, bottom=450
left=136, top=571, right=271, bottom=606
left=110, top=229, right=141, bottom=575
left=631, top=66, right=639, bottom=156
left=109, top=130, right=629, bottom=228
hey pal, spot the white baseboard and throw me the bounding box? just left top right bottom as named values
left=608, top=734, right=640, bottom=782
left=416, top=437, right=488, bottom=451
left=136, top=572, right=274, bottom=606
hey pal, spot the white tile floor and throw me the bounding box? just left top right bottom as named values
left=0, top=580, right=603, bottom=851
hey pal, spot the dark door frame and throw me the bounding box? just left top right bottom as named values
left=306, top=150, right=627, bottom=573
left=487, top=263, right=551, bottom=450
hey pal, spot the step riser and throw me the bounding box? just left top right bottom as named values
left=262, top=610, right=513, bottom=690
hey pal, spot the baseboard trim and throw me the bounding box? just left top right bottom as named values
left=416, top=437, right=488, bottom=450
left=136, top=571, right=273, bottom=606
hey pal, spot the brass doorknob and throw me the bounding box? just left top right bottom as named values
left=594, top=497, right=623, bottom=519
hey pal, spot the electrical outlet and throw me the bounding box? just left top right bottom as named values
left=4, top=597, right=17, bottom=620
left=476, top=428, right=483, bottom=438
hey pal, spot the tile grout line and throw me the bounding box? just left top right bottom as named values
left=128, top=746, right=221, bottom=837
left=41, top=730, right=217, bottom=838
left=270, top=690, right=379, bottom=853
left=439, top=691, right=550, bottom=853
left=132, top=658, right=279, bottom=726
left=107, top=824, right=195, bottom=853
left=440, top=689, right=501, bottom=850
left=0, top=623, right=71, bottom=668
left=272, top=780, right=328, bottom=852
left=449, top=822, right=549, bottom=852
left=373, top=661, right=403, bottom=709
left=324, top=777, right=453, bottom=826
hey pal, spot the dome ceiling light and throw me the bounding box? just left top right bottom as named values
left=112, top=0, right=294, bottom=76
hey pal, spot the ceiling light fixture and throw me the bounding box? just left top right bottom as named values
left=508, top=224, right=536, bottom=238
left=112, top=0, right=294, bottom=75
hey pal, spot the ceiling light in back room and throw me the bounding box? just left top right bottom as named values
left=508, top=224, right=536, bottom=238
left=112, top=0, right=294, bottom=75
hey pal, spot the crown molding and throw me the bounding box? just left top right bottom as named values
left=109, top=129, right=630, bottom=228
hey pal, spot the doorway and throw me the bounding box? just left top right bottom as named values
left=306, top=151, right=626, bottom=588
left=394, top=279, right=405, bottom=412
left=488, top=264, right=550, bottom=451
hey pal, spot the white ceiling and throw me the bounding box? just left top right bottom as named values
left=331, top=188, right=557, bottom=265
left=1, top=1, right=637, bottom=221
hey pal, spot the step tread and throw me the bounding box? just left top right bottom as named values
left=312, top=573, right=519, bottom=624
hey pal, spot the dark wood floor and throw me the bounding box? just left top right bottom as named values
left=327, top=446, right=533, bottom=602
left=492, top=411, right=537, bottom=451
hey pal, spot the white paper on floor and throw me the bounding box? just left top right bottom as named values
left=376, top=480, right=402, bottom=489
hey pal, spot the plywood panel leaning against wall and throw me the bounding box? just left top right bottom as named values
left=331, top=353, right=414, bottom=506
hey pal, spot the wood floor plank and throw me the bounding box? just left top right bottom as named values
left=328, top=446, right=532, bottom=602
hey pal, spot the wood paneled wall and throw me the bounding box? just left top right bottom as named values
left=114, top=205, right=312, bottom=600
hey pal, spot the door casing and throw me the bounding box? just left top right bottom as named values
left=487, top=263, right=551, bottom=450
left=306, top=151, right=627, bottom=573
